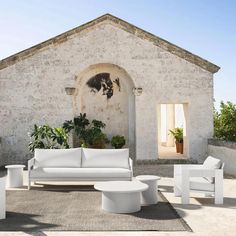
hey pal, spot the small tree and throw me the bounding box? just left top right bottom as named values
left=111, top=135, right=126, bottom=149
left=29, top=125, right=69, bottom=152
left=63, top=113, right=108, bottom=148
left=214, top=101, right=236, bottom=141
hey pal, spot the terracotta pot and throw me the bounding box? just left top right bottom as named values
left=176, top=142, right=180, bottom=153
left=175, top=142, right=184, bottom=154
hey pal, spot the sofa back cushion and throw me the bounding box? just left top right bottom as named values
left=34, top=148, right=81, bottom=168
left=203, top=156, right=222, bottom=183
left=82, top=148, right=129, bottom=169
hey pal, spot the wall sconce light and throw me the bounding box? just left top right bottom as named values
left=132, top=87, right=143, bottom=96
left=65, top=87, right=76, bottom=95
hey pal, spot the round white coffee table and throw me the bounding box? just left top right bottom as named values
left=94, top=181, right=148, bottom=213
left=136, top=175, right=161, bottom=205
left=5, top=165, right=25, bottom=188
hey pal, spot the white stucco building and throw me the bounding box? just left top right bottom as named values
left=0, top=14, right=220, bottom=165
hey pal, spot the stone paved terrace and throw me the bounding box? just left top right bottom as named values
left=0, top=164, right=235, bottom=236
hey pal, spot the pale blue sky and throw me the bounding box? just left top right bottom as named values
left=0, top=0, right=235, bottom=107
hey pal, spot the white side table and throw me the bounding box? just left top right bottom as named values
left=5, top=165, right=25, bottom=188
left=136, top=175, right=161, bottom=205
left=94, top=181, right=148, bottom=213
left=0, top=176, right=6, bottom=219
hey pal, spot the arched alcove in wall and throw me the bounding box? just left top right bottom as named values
left=73, top=63, right=136, bottom=158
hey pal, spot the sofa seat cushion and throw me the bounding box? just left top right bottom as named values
left=30, top=167, right=132, bottom=179
left=189, top=177, right=214, bottom=192
left=34, top=148, right=82, bottom=168
left=82, top=148, right=129, bottom=168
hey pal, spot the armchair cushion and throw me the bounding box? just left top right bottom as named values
left=190, top=177, right=214, bottom=192
left=203, top=156, right=222, bottom=183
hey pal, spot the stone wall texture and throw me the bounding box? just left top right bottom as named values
left=208, top=140, right=236, bottom=175
left=0, top=20, right=214, bottom=165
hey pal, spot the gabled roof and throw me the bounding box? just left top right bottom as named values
left=0, top=14, right=220, bottom=73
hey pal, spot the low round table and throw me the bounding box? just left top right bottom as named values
left=136, top=175, right=161, bottom=205
left=94, top=181, right=148, bottom=213
left=5, top=165, right=25, bottom=188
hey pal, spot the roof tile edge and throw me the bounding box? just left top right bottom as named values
left=0, top=13, right=220, bottom=73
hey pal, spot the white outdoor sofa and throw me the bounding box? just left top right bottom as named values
left=28, top=148, right=133, bottom=189
left=174, top=156, right=224, bottom=204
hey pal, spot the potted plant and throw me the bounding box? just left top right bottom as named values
left=86, top=124, right=109, bottom=149
left=169, top=128, right=184, bottom=154
left=63, top=113, right=109, bottom=148
left=111, top=135, right=126, bottom=149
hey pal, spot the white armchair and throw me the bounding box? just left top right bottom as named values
left=174, top=156, right=224, bottom=204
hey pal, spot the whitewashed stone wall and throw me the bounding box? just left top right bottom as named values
left=0, top=20, right=214, bottom=165
left=208, top=139, right=236, bottom=176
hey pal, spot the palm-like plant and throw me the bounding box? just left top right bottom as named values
left=169, top=128, right=183, bottom=143
left=51, top=127, right=69, bottom=148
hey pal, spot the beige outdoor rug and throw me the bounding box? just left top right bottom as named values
left=0, top=187, right=192, bottom=232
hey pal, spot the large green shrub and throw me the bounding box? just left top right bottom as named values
left=29, top=125, right=69, bottom=152
left=214, top=101, right=236, bottom=141
left=111, top=135, right=126, bottom=149
left=63, top=113, right=108, bottom=148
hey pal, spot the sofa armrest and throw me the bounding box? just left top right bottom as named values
left=174, top=164, right=203, bottom=177
left=27, top=158, right=35, bottom=190
left=129, top=158, right=133, bottom=175
left=28, top=158, right=35, bottom=171
left=174, top=164, right=204, bottom=170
